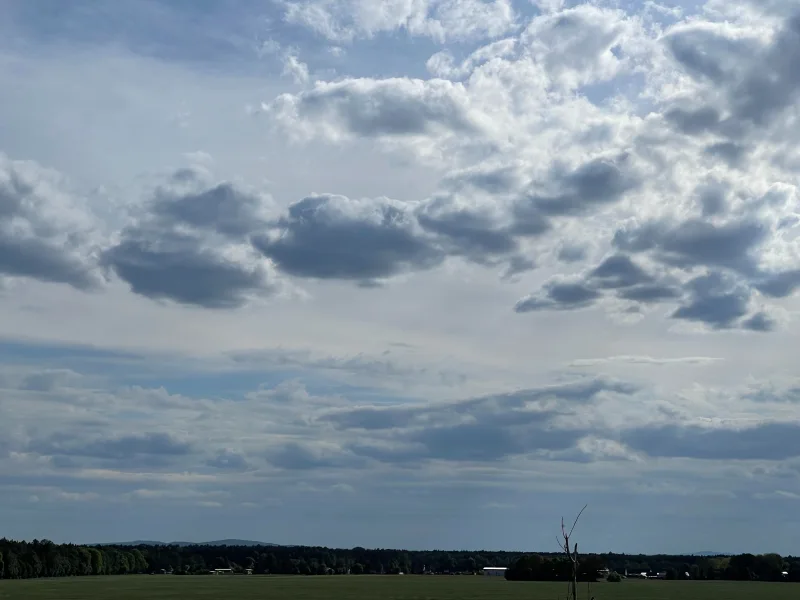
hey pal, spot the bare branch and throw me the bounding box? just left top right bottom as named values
left=558, top=505, right=587, bottom=600
left=568, top=504, right=588, bottom=538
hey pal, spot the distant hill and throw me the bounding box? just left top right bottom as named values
left=691, top=551, right=726, bottom=557
left=97, top=539, right=278, bottom=547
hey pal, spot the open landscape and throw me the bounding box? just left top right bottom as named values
left=1, top=576, right=798, bottom=600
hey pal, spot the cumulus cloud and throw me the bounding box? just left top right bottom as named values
left=268, top=77, right=483, bottom=143
left=516, top=153, right=641, bottom=219
left=253, top=194, right=443, bottom=283
left=515, top=250, right=771, bottom=332
left=415, top=193, right=520, bottom=265
left=520, top=4, right=644, bottom=89
left=515, top=279, right=601, bottom=312
left=612, top=217, right=769, bottom=276
left=102, top=168, right=281, bottom=308
left=0, top=154, right=102, bottom=290
left=255, top=188, right=541, bottom=284
left=670, top=271, right=753, bottom=329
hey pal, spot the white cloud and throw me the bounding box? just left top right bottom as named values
left=283, top=0, right=517, bottom=43
left=282, top=52, right=310, bottom=84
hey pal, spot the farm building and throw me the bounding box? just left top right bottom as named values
left=482, top=567, right=507, bottom=577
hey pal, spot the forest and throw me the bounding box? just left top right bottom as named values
left=1, top=538, right=799, bottom=582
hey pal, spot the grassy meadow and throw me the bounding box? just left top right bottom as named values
left=0, top=575, right=796, bottom=600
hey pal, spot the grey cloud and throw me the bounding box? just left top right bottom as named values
left=330, top=378, right=635, bottom=432
left=516, top=229, right=767, bottom=329
left=613, top=218, right=768, bottom=275
left=257, top=183, right=536, bottom=284
left=501, top=255, right=536, bottom=280
left=266, top=441, right=358, bottom=471
left=704, top=142, right=747, bottom=168
left=696, top=183, right=728, bottom=217
left=20, top=369, right=83, bottom=392
left=600, top=206, right=794, bottom=330
left=730, top=15, right=800, bottom=126
left=667, top=36, right=723, bottom=82
left=667, top=14, right=800, bottom=135
left=336, top=378, right=637, bottom=464
left=671, top=271, right=751, bottom=329
left=254, top=194, right=444, bottom=282
left=326, top=406, right=417, bottom=431
left=520, top=154, right=640, bottom=218
left=102, top=171, right=278, bottom=308
left=509, top=203, right=552, bottom=237
left=741, top=311, right=776, bottom=332
left=151, top=174, right=269, bottom=238
left=0, top=156, right=101, bottom=290
left=618, top=283, right=682, bottom=303
left=621, top=422, right=800, bottom=460
left=271, top=77, right=480, bottom=138
left=753, top=269, right=800, bottom=298
left=744, top=384, right=800, bottom=404
left=517, top=253, right=676, bottom=313
left=665, top=23, right=758, bottom=84
left=509, top=154, right=640, bottom=238
left=588, top=254, right=653, bottom=289
left=103, top=234, right=276, bottom=309
left=664, top=105, right=721, bottom=135
left=0, top=237, right=100, bottom=290
left=412, top=421, right=580, bottom=462
left=557, top=244, right=588, bottom=263
left=515, top=280, right=601, bottom=313
left=415, top=196, right=519, bottom=264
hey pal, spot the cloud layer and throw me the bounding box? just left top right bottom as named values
left=4, top=0, right=800, bottom=554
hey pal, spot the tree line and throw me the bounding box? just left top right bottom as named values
left=1, top=538, right=800, bottom=582
left=506, top=552, right=800, bottom=582
left=0, top=539, right=147, bottom=579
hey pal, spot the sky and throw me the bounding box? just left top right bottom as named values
left=3, top=0, right=800, bottom=556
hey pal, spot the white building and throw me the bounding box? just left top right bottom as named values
left=483, top=567, right=507, bottom=577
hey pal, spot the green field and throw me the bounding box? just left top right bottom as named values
left=0, top=575, right=795, bottom=600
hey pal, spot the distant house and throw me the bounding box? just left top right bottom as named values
left=213, top=568, right=234, bottom=575
left=482, top=567, right=507, bottom=577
